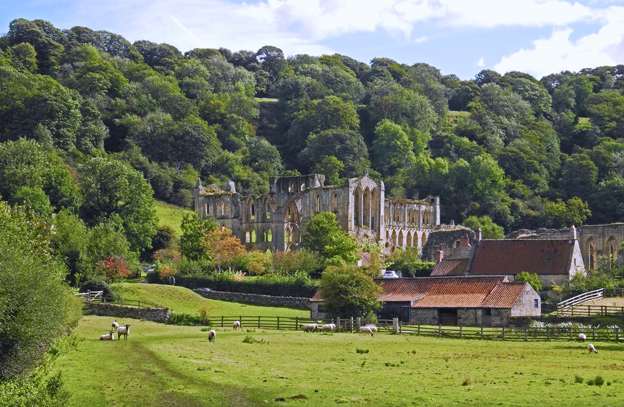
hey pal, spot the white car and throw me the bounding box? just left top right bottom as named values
left=382, top=270, right=400, bottom=278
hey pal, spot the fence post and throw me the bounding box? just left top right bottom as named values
left=418, top=323, right=421, bottom=335
left=356, top=317, right=361, bottom=328
left=460, top=325, right=463, bottom=339
left=392, top=318, right=399, bottom=334
left=617, top=327, right=620, bottom=342
left=481, top=326, right=484, bottom=340
left=502, top=326, right=505, bottom=340
left=438, top=325, right=442, bottom=337
left=337, top=317, right=340, bottom=332
left=258, top=315, right=261, bottom=328
left=277, top=316, right=280, bottom=330
left=350, top=317, right=354, bottom=332
left=524, top=326, right=527, bottom=341
left=221, top=316, right=224, bottom=327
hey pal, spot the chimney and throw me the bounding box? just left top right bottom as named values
left=477, top=227, right=482, bottom=243
left=455, top=239, right=461, bottom=248
left=435, top=243, right=444, bottom=263
left=571, top=225, right=577, bottom=240
left=461, top=235, right=471, bottom=247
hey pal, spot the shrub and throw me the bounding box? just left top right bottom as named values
left=272, top=248, right=323, bottom=277
left=594, top=375, right=605, bottom=386
left=574, top=374, right=583, bottom=384
left=168, top=313, right=212, bottom=327
left=159, top=265, right=177, bottom=280
left=237, top=250, right=272, bottom=276
left=79, top=278, right=116, bottom=301
left=94, top=256, right=131, bottom=283
left=152, top=249, right=182, bottom=264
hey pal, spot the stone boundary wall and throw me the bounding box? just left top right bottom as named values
left=193, top=289, right=310, bottom=309
left=83, top=303, right=172, bottom=323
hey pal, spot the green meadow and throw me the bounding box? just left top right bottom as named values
left=54, top=285, right=624, bottom=406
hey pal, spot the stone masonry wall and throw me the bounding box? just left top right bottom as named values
left=83, top=303, right=172, bottom=323
left=194, top=289, right=310, bottom=309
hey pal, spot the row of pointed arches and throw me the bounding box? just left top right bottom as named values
left=353, top=186, right=379, bottom=230
left=385, top=229, right=428, bottom=250
left=586, top=236, right=619, bottom=270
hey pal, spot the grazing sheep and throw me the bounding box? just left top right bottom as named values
left=300, top=323, right=318, bottom=332
left=366, top=325, right=378, bottom=334
left=578, top=333, right=586, bottom=341
left=232, top=320, right=241, bottom=330
left=359, top=326, right=374, bottom=336
left=320, top=323, right=336, bottom=332
left=207, top=330, right=216, bottom=342
left=100, top=330, right=115, bottom=340
left=588, top=343, right=598, bottom=353
left=117, top=324, right=131, bottom=341
left=112, top=321, right=119, bottom=331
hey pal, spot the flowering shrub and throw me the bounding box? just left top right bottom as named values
left=159, top=264, right=177, bottom=280
left=95, top=256, right=131, bottom=283
left=152, top=249, right=182, bottom=264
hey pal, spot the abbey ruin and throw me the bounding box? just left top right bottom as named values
left=194, top=173, right=441, bottom=253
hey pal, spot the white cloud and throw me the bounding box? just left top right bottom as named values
left=476, top=57, right=485, bottom=67
left=494, top=7, right=624, bottom=77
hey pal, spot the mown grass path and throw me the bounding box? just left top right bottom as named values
left=55, top=315, right=624, bottom=406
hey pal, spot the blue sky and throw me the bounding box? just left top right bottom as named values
left=2, top=0, right=624, bottom=80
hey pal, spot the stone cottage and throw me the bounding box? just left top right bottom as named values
left=194, top=173, right=441, bottom=253
left=310, top=276, right=540, bottom=327
left=430, top=228, right=586, bottom=289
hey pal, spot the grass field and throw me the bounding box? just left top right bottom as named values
left=154, top=200, right=193, bottom=236
left=112, top=283, right=309, bottom=318
left=55, top=314, right=624, bottom=407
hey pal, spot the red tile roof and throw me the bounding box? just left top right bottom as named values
left=430, top=258, right=469, bottom=276
left=469, top=239, right=574, bottom=275
left=311, top=276, right=531, bottom=309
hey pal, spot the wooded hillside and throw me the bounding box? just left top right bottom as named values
left=2, top=18, right=624, bottom=244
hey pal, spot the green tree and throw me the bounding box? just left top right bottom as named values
left=298, top=129, right=369, bottom=177
left=543, top=197, right=591, bottom=228
left=514, top=271, right=543, bottom=293
left=301, top=212, right=359, bottom=266
left=319, top=265, right=383, bottom=318
left=462, top=215, right=505, bottom=239
left=0, top=201, right=80, bottom=381
left=79, top=157, right=157, bottom=253
left=372, top=119, right=416, bottom=176
left=313, top=155, right=344, bottom=186
left=180, top=213, right=218, bottom=260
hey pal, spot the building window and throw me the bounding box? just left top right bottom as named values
left=266, top=203, right=271, bottom=219
left=534, top=299, right=539, bottom=308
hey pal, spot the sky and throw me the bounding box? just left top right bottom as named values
left=2, top=0, right=624, bottom=80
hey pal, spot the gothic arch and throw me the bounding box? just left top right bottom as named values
left=587, top=238, right=597, bottom=270
left=315, top=194, right=320, bottom=213
left=363, top=187, right=371, bottom=228
left=371, top=188, right=378, bottom=231
left=421, top=232, right=427, bottom=247
left=332, top=193, right=338, bottom=212
left=398, top=230, right=404, bottom=247
left=354, top=186, right=362, bottom=227
left=607, top=236, right=618, bottom=260
left=247, top=198, right=255, bottom=222
left=406, top=231, right=413, bottom=247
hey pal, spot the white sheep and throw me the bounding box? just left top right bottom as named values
left=359, top=326, right=374, bottom=336
left=578, top=333, right=586, bottom=341
left=112, top=321, right=119, bottom=331
left=100, top=330, right=115, bottom=340
left=232, top=320, right=241, bottom=330
left=366, top=325, right=378, bottom=334
left=117, top=324, right=131, bottom=341
left=320, top=323, right=336, bottom=332
left=207, top=330, right=216, bottom=342
left=300, top=323, right=318, bottom=332
left=588, top=343, right=598, bottom=353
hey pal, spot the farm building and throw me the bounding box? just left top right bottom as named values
left=430, top=229, right=585, bottom=289
left=310, top=276, right=540, bottom=327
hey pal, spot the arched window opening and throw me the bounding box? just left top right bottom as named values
left=363, top=188, right=371, bottom=228
left=250, top=202, right=255, bottom=221
left=406, top=232, right=413, bottom=247
left=421, top=233, right=427, bottom=247
left=588, top=244, right=596, bottom=270
left=354, top=187, right=362, bottom=227
left=398, top=230, right=404, bottom=247
left=245, top=230, right=250, bottom=243
left=266, top=229, right=273, bottom=242
left=266, top=202, right=271, bottom=219
left=332, top=194, right=338, bottom=212
left=315, top=194, right=320, bottom=213
left=251, top=230, right=256, bottom=243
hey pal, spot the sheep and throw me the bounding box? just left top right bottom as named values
left=588, top=343, right=598, bottom=353
left=578, top=333, right=586, bottom=341
left=207, top=330, right=216, bottom=342
left=300, top=323, right=318, bottom=332
left=112, top=321, right=119, bottom=331
left=232, top=320, right=241, bottom=330
left=359, top=326, right=374, bottom=336
left=100, top=330, right=115, bottom=340
left=320, top=323, right=336, bottom=332
left=116, top=324, right=131, bottom=341
left=365, top=325, right=378, bottom=334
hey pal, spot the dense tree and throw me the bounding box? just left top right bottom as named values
left=78, top=156, right=157, bottom=252
left=180, top=213, right=218, bottom=260
left=298, top=129, right=370, bottom=177
left=301, top=212, right=359, bottom=266
left=372, top=119, right=416, bottom=176
left=0, top=201, right=80, bottom=381
left=319, top=265, right=383, bottom=318
left=462, top=215, right=505, bottom=239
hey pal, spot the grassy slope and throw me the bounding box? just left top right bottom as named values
left=154, top=200, right=193, bottom=236
left=112, top=283, right=309, bottom=318
left=56, top=315, right=624, bottom=407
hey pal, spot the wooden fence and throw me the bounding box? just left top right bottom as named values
left=557, top=288, right=603, bottom=314
left=557, top=304, right=624, bottom=317
left=397, top=323, right=622, bottom=341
